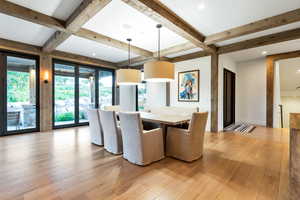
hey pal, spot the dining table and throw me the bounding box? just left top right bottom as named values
left=139, top=112, right=191, bottom=149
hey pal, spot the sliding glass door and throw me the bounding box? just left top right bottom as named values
left=99, top=70, right=114, bottom=109
left=53, top=63, right=75, bottom=127
left=79, top=67, right=96, bottom=123
left=0, top=52, right=40, bottom=136
left=53, top=60, right=114, bottom=128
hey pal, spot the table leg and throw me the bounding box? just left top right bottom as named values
left=160, top=123, right=168, bottom=153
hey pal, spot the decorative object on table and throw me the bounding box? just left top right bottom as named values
left=116, top=38, right=141, bottom=85
left=144, top=24, right=174, bottom=82
left=178, top=70, right=199, bottom=102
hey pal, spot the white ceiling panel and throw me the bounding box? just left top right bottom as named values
left=217, top=22, right=300, bottom=46
left=7, top=0, right=83, bottom=20
left=166, top=48, right=202, bottom=58
left=0, top=13, right=55, bottom=46
left=56, top=35, right=138, bottom=62
left=83, top=0, right=187, bottom=52
left=160, top=0, right=300, bottom=35
left=279, top=58, right=300, bottom=91
left=225, top=39, right=300, bottom=63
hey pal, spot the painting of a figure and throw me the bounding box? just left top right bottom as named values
left=178, top=70, right=199, bottom=102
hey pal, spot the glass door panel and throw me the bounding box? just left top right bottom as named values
left=54, top=63, right=75, bottom=127
left=79, top=67, right=96, bottom=123
left=99, top=71, right=113, bottom=109
left=6, top=56, right=38, bottom=132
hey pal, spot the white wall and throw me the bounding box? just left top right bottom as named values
left=170, top=56, right=211, bottom=131
left=119, top=85, right=136, bottom=111
left=273, top=62, right=282, bottom=128
left=146, top=82, right=166, bottom=107
left=218, top=55, right=237, bottom=130
left=236, top=58, right=266, bottom=126
left=281, top=96, right=300, bottom=128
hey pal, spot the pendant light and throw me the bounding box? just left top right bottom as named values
left=144, top=24, right=174, bottom=82
left=116, top=38, right=141, bottom=85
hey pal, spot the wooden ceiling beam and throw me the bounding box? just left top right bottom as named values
left=0, top=0, right=153, bottom=57
left=75, top=29, right=153, bottom=57
left=51, top=50, right=116, bottom=69
left=121, top=0, right=216, bottom=53
left=117, top=42, right=196, bottom=66
left=0, top=37, right=117, bottom=68
left=170, top=51, right=211, bottom=63
left=0, top=37, right=42, bottom=55
left=218, top=27, right=300, bottom=54
left=0, top=0, right=66, bottom=31
left=43, top=0, right=112, bottom=52
left=205, top=8, right=300, bottom=44
left=66, top=0, right=112, bottom=33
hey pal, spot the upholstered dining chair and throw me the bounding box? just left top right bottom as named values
left=99, top=110, right=123, bottom=154
left=87, top=109, right=103, bottom=146
left=166, top=112, right=208, bottom=162
left=118, top=112, right=165, bottom=166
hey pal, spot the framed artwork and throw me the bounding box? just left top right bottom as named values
left=178, top=70, right=199, bottom=102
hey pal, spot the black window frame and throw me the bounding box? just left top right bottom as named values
left=0, top=50, right=40, bottom=136
left=52, top=59, right=115, bottom=129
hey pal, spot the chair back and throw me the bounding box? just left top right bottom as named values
left=188, top=112, right=208, bottom=136
left=99, top=110, right=121, bottom=153
left=118, top=112, right=144, bottom=161
left=7, top=111, right=20, bottom=126
left=87, top=109, right=103, bottom=145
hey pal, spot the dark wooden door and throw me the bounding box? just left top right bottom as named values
left=223, top=69, right=236, bottom=128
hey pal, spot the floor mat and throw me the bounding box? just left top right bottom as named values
left=224, top=123, right=256, bottom=134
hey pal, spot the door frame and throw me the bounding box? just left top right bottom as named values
left=0, top=50, right=40, bottom=136
left=223, top=68, right=236, bottom=128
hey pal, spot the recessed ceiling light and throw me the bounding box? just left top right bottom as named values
left=122, top=24, right=132, bottom=30
left=197, top=2, right=205, bottom=10
left=297, top=69, right=300, bottom=73
left=92, top=53, right=96, bottom=57
left=262, top=51, right=268, bottom=55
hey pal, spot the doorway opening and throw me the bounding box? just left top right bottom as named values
left=223, top=69, right=236, bottom=128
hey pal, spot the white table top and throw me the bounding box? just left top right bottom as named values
left=139, top=112, right=191, bottom=125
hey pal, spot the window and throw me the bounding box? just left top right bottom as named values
left=54, top=63, right=75, bottom=126
left=99, top=70, right=114, bottom=109
left=137, top=72, right=147, bottom=111
left=53, top=60, right=114, bottom=128
left=0, top=52, right=40, bottom=136
left=79, top=67, right=96, bottom=123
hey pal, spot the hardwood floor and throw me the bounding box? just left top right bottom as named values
left=0, top=126, right=289, bottom=200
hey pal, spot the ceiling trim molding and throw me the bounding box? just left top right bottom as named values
left=205, top=8, right=300, bottom=44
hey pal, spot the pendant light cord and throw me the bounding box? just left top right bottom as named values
left=127, top=38, right=132, bottom=67
left=157, top=24, right=162, bottom=61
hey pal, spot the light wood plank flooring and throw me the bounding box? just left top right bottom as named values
left=0, top=126, right=289, bottom=200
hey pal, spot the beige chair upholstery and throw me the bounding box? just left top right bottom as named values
left=119, top=112, right=165, bottom=166
left=166, top=112, right=208, bottom=162
left=87, top=109, right=103, bottom=146
left=99, top=110, right=123, bottom=154
left=104, top=105, right=120, bottom=112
